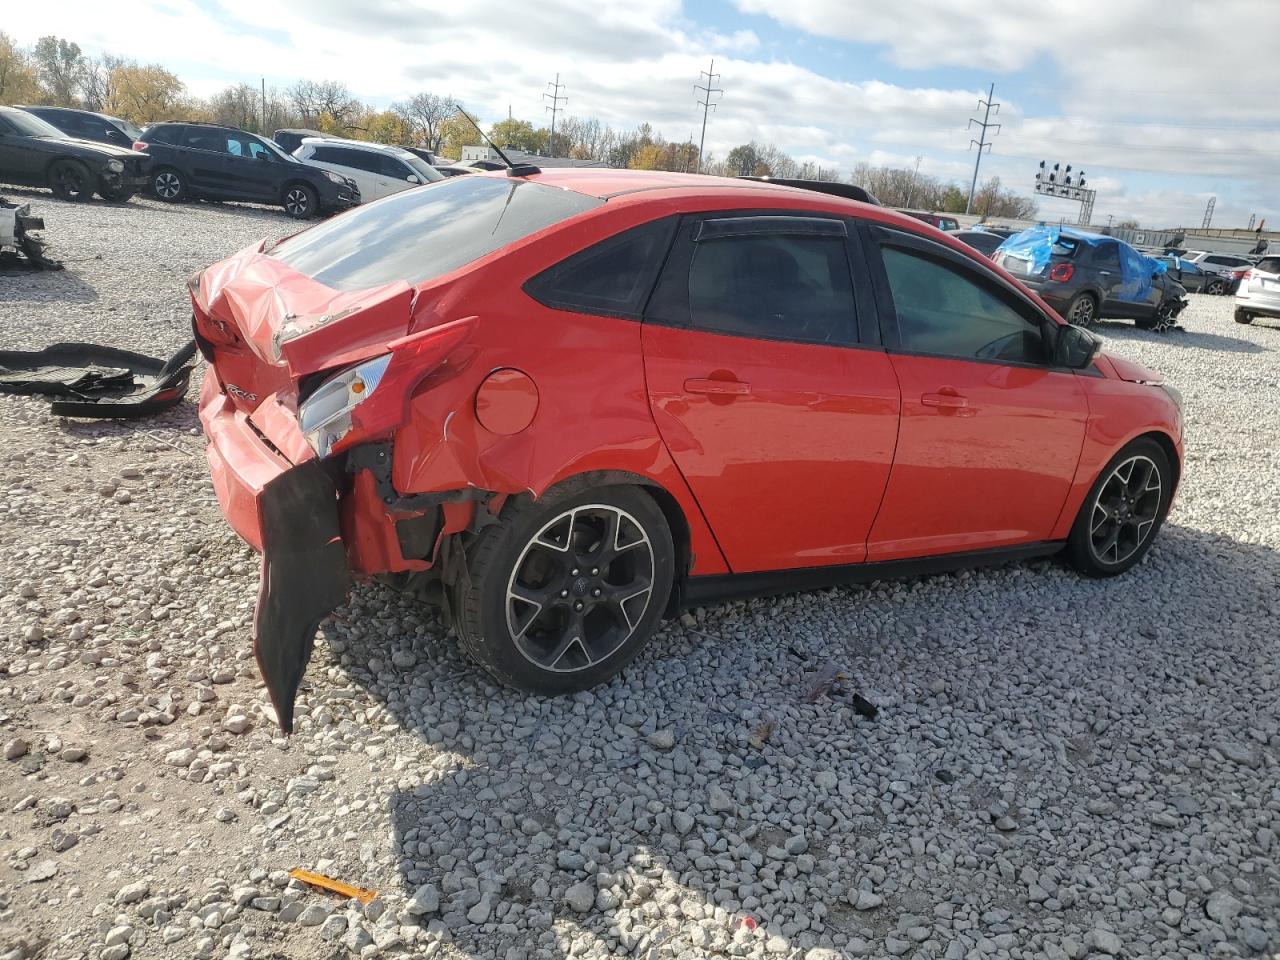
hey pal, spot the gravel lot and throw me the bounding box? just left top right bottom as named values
left=1, top=190, right=1277, bottom=960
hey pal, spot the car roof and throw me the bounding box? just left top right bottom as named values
left=17, top=104, right=130, bottom=124
left=299, top=137, right=411, bottom=155
left=474, top=168, right=963, bottom=239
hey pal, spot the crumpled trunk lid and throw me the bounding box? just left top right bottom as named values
left=191, top=241, right=416, bottom=413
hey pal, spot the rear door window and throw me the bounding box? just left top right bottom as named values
left=271, top=175, right=602, bottom=291
left=648, top=215, right=858, bottom=346
left=1091, top=243, right=1121, bottom=270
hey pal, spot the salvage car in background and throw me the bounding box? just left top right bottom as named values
left=1156, top=254, right=1211, bottom=293
left=952, top=229, right=1004, bottom=258
left=1184, top=251, right=1254, bottom=295
left=0, top=105, right=149, bottom=202
left=1234, top=254, right=1280, bottom=325
left=292, top=137, right=443, bottom=202
left=17, top=105, right=143, bottom=150
left=134, top=121, right=359, bottom=218
left=191, top=169, right=1184, bottom=732
left=897, top=208, right=960, bottom=231
left=995, top=227, right=1188, bottom=329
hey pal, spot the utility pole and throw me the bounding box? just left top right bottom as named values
left=543, top=74, right=566, bottom=158
left=965, top=83, right=1001, bottom=215
left=904, top=155, right=923, bottom=208
left=694, top=59, right=722, bottom=175
left=1202, top=196, right=1216, bottom=229
left=261, top=77, right=266, bottom=133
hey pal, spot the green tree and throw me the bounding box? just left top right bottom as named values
left=487, top=118, right=540, bottom=152
left=32, top=35, right=84, bottom=105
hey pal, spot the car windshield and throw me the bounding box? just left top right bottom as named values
left=271, top=174, right=602, bottom=291
left=114, top=117, right=143, bottom=140
left=396, top=151, right=445, bottom=182
left=259, top=137, right=298, bottom=162
left=4, top=109, right=67, bottom=138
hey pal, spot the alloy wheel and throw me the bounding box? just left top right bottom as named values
left=505, top=504, right=655, bottom=673
left=1070, top=296, right=1096, bottom=327
left=285, top=188, right=310, bottom=216
left=1207, top=278, right=1225, bottom=295
left=1089, top=454, right=1162, bottom=566
left=155, top=172, right=181, bottom=200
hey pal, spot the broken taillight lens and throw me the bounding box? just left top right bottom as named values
left=1049, top=263, right=1074, bottom=282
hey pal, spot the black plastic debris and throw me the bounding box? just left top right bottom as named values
left=0, top=199, right=61, bottom=270
left=0, top=341, right=197, bottom=419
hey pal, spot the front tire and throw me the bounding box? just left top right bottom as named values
left=48, top=160, right=95, bottom=201
left=1066, top=438, right=1172, bottom=577
left=1065, top=291, right=1098, bottom=328
left=450, top=485, right=675, bottom=694
left=151, top=167, right=187, bottom=202
left=282, top=183, right=317, bottom=219
left=1234, top=308, right=1254, bottom=325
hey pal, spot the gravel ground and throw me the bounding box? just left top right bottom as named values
left=0, top=190, right=1277, bottom=960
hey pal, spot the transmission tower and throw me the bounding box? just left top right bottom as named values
left=965, top=83, right=1001, bottom=215
left=543, top=74, right=567, bottom=158
left=1202, top=196, right=1216, bottom=229
left=694, top=59, right=722, bottom=175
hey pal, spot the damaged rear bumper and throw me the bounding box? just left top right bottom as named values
left=199, top=374, right=468, bottom=731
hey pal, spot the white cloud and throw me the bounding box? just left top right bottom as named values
left=5, top=0, right=1274, bottom=226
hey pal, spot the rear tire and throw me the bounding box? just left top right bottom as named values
left=48, top=160, right=95, bottom=201
left=1064, top=292, right=1099, bottom=328
left=151, top=167, right=187, bottom=202
left=1206, top=278, right=1225, bottom=295
left=449, top=485, right=674, bottom=695
left=282, top=183, right=317, bottom=219
left=1066, top=438, right=1172, bottom=578
left=1234, top=308, right=1254, bottom=325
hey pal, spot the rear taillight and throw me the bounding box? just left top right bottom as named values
left=1049, top=263, right=1074, bottom=282
left=1243, top=270, right=1255, bottom=281
left=132, top=141, right=148, bottom=151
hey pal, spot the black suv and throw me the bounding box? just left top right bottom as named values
left=0, top=105, right=149, bottom=202
left=135, top=122, right=359, bottom=218
left=17, top=105, right=142, bottom=150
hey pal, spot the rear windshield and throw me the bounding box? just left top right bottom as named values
left=1051, top=236, right=1080, bottom=257
left=1256, top=257, right=1280, bottom=275
left=271, top=175, right=602, bottom=291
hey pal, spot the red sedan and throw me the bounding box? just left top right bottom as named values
left=191, top=169, right=1184, bottom=731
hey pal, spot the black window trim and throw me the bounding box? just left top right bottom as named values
left=864, top=223, right=1076, bottom=372
left=522, top=216, right=679, bottom=322
left=643, top=209, right=879, bottom=350
left=695, top=215, right=847, bottom=241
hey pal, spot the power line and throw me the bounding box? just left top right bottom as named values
left=965, top=82, right=1001, bottom=215
left=694, top=59, right=722, bottom=175
left=543, top=73, right=567, bottom=158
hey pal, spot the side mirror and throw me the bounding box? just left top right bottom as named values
left=406, top=174, right=420, bottom=184
left=1054, top=323, right=1102, bottom=370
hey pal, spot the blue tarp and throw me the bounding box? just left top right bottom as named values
left=996, top=226, right=1167, bottom=303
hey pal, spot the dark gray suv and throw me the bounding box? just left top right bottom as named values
left=996, top=229, right=1188, bottom=330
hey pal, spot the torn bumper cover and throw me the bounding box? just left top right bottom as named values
left=0, top=341, right=196, bottom=418
left=254, top=463, right=351, bottom=734
left=0, top=199, right=61, bottom=270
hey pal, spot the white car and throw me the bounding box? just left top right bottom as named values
left=292, top=138, right=443, bottom=203
left=1235, top=254, right=1280, bottom=325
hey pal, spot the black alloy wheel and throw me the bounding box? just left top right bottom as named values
left=506, top=504, right=655, bottom=674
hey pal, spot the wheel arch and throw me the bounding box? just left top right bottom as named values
left=1138, top=429, right=1181, bottom=496
left=280, top=178, right=317, bottom=201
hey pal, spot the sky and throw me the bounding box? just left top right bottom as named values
left=7, top=0, right=1278, bottom=229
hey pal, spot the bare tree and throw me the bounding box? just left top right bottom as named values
left=208, top=83, right=261, bottom=131
left=80, top=53, right=127, bottom=112
left=391, top=92, right=454, bottom=149
left=288, top=79, right=360, bottom=131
